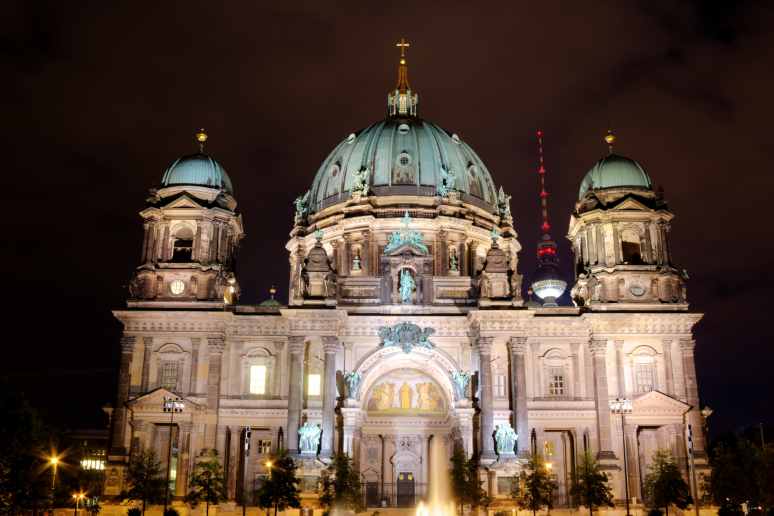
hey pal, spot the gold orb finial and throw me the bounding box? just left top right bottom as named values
left=269, top=285, right=277, bottom=299
left=195, top=128, right=207, bottom=152
left=604, top=129, right=616, bottom=154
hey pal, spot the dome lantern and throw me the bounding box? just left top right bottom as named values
left=387, top=38, right=418, bottom=117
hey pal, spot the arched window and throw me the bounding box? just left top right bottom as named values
left=621, top=229, right=643, bottom=265
left=172, top=225, right=195, bottom=262
left=542, top=348, right=570, bottom=398
left=631, top=346, right=658, bottom=394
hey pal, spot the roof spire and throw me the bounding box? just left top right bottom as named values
left=387, top=38, right=418, bottom=117
left=604, top=129, right=616, bottom=154
left=195, top=128, right=208, bottom=153
left=535, top=129, right=557, bottom=260
left=395, top=37, right=411, bottom=91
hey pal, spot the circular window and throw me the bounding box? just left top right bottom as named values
left=397, top=123, right=410, bottom=134
left=346, top=133, right=356, bottom=143
left=452, top=133, right=461, bottom=144
left=398, top=152, right=411, bottom=166
left=169, top=279, right=186, bottom=296
left=330, top=165, right=339, bottom=177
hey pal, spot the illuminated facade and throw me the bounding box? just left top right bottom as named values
left=107, top=45, right=708, bottom=510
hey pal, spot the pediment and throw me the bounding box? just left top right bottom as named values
left=126, top=387, right=203, bottom=412
left=384, top=243, right=428, bottom=257
left=632, top=390, right=690, bottom=416
left=609, top=197, right=651, bottom=212
left=162, top=195, right=204, bottom=210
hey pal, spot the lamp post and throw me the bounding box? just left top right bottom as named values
left=72, top=491, right=85, bottom=516
left=49, top=456, right=60, bottom=490
left=610, top=398, right=633, bottom=516
left=162, top=396, right=184, bottom=515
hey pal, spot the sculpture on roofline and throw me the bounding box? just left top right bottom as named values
left=294, top=190, right=311, bottom=225
left=497, top=186, right=512, bottom=220
left=351, top=167, right=370, bottom=198
left=384, top=211, right=429, bottom=255
left=438, top=166, right=456, bottom=197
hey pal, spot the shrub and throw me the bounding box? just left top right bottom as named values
left=164, top=509, right=179, bottom=516
left=127, top=508, right=142, bottom=516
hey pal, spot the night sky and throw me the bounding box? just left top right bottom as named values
left=3, top=2, right=772, bottom=437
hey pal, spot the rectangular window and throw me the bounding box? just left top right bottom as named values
left=548, top=367, right=565, bottom=396
left=634, top=362, right=655, bottom=393
left=256, top=439, right=272, bottom=455
left=160, top=361, right=179, bottom=391
left=250, top=365, right=267, bottom=395
left=494, top=374, right=507, bottom=398
left=308, top=374, right=321, bottom=396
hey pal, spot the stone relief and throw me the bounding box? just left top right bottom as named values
left=378, top=322, right=435, bottom=353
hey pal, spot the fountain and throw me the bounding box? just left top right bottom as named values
left=416, top=437, right=456, bottom=516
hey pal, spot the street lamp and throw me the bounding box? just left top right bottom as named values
left=49, top=455, right=60, bottom=490
left=72, top=491, right=86, bottom=516
left=610, top=398, right=633, bottom=516
left=162, top=396, right=184, bottom=515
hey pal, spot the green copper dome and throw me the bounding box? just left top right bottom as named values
left=161, top=153, right=233, bottom=194
left=308, top=118, right=498, bottom=213
left=578, top=154, right=651, bottom=200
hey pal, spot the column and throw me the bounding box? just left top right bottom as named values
left=589, top=338, right=615, bottom=460
left=342, top=235, right=351, bottom=276
left=662, top=338, right=675, bottom=396
left=362, top=231, right=371, bottom=274
left=205, top=336, right=225, bottom=450
left=570, top=342, right=582, bottom=399
left=507, top=337, right=529, bottom=456
left=286, top=336, right=306, bottom=454
left=110, top=335, right=136, bottom=455
left=679, top=338, right=706, bottom=455
left=161, top=224, right=170, bottom=261
left=141, top=336, right=152, bottom=392
left=321, top=336, right=341, bottom=457
left=624, top=423, right=639, bottom=501
left=476, top=336, right=495, bottom=459
left=175, top=422, right=193, bottom=497
left=189, top=337, right=200, bottom=395
left=226, top=425, right=241, bottom=500
left=615, top=339, right=626, bottom=397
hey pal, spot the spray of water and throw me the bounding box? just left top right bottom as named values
left=415, top=437, right=455, bottom=516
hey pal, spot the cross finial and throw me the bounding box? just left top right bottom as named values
left=396, top=38, right=410, bottom=60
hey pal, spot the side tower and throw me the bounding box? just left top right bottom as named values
left=128, top=130, right=244, bottom=307
left=567, top=132, right=686, bottom=309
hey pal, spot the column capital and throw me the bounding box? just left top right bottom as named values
left=589, top=338, right=608, bottom=355
left=507, top=336, right=528, bottom=355
left=288, top=336, right=306, bottom=354
left=322, top=336, right=341, bottom=354
left=679, top=337, right=695, bottom=353
left=613, top=339, right=625, bottom=349
left=179, top=421, right=194, bottom=432
left=476, top=336, right=494, bottom=355
left=569, top=341, right=581, bottom=354
left=662, top=337, right=674, bottom=345
left=207, top=336, right=225, bottom=355
left=121, top=335, right=137, bottom=353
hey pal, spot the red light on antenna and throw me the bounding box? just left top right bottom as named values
left=541, top=222, right=551, bottom=233
left=537, top=130, right=543, bottom=137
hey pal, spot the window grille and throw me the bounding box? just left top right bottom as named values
left=256, top=439, right=272, bottom=455
left=494, top=374, right=507, bottom=398
left=160, top=361, right=179, bottom=391
left=548, top=367, right=565, bottom=396
left=634, top=361, right=655, bottom=393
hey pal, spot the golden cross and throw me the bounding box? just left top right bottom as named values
left=396, top=37, right=410, bottom=58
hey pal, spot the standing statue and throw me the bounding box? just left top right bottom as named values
left=450, top=370, right=471, bottom=401
left=351, top=167, right=370, bottom=197
left=438, top=167, right=456, bottom=197
left=399, top=269, right=415, bottom=304
left=449, top=247, right=459, bottom=272
left=298, top=422, right=321, bottom=454
left=497, top=186, right=512, bottom=220
left=343, top=371, right=361, bottom=399
left=293, top=190, right=310, bottom=225
left=494, top=423, right=518, bottom=455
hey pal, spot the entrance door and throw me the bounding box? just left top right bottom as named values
left=365, top=482, right=379, bottom=507
left=396, top=472, right=415, bottom=507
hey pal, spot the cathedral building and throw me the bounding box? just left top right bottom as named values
left=107, top=44, right=708, bottom=510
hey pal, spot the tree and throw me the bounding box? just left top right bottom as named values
left=449, top=447, right=490, bottom=515
left=517, top=453, right=557, bottom=516
left=319, top=453, right=364, bottom=516
left=643, top=450, right=692, bottom=516
left=0, top=383, right=50, bottom=516
left=255, top=451, right=301, bottom=516
left=570, top=452, right=614, bottom=516
left=125, top=449, right=165, bottom=516
left=185, top=449, right=227, bottom=516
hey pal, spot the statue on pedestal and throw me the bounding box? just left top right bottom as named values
left=495, top=423, right=518, bottom=455
left=298, top=422, right=321, bottom=454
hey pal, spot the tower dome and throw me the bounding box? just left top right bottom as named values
left=160, top=130, right=234, bottom=194
left=578, top=154, right=651, bottom=200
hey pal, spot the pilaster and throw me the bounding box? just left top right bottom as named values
left=204, top=336, right=225, bottom=449
left=110, top=335, right=136, bottom=456
left=286, top=336, right=306, bottom=454
left=590, top=338, right=616, bottom=460
left=507, top=336, right=529, bottom=456
left=320, top=336, right=341, bottom=457
left=476, top=336, right=495, bottom=459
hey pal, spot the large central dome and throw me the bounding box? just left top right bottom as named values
left=308, top=118, right=498, bottom=214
